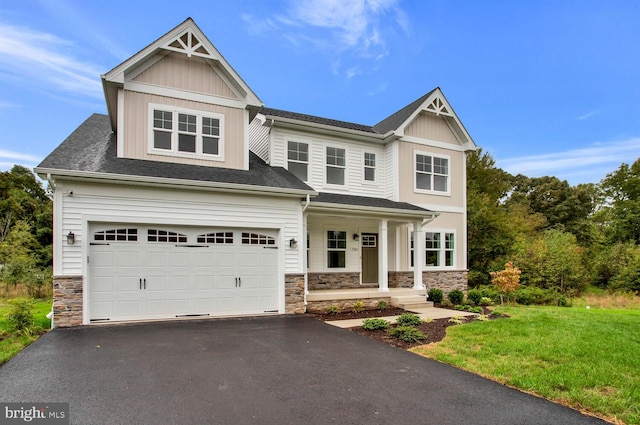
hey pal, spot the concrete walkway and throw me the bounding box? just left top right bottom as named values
left=325, top=307, right=478, bottom=328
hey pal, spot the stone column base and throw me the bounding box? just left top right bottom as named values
left=53, top=275, right=83, bottom=327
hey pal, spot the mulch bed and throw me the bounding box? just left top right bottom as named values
left=311, top=307, right=406, bottom=321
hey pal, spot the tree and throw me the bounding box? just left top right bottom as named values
left=491, top=262, right=521, bottom=305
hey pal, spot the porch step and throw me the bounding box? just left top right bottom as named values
left=390, top=295, right=434, bottom=310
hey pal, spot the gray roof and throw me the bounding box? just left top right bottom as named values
left=37, top=114, right=314, bottom=193
left=260, top=89, right=438, bottom=135
left=312, top=192, right=434, bottom=215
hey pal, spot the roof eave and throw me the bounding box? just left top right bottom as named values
left=264, top=114, right=387, bottom=143
left=307, top=201, right=438, bottom=220
left=35, top=167, right=318, bottom=198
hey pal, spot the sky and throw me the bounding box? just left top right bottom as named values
left=1, top=0, right=639, bottom=186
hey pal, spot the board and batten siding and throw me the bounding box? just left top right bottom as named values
left=53, top=180, right=303, bottom=276
left=132, top=52, right=239, bottom=100
left=122, top=91, right=246, bottom=169
left=404, top=111, right=460, bottom=145
left=271, top=128, right=387, bottom=197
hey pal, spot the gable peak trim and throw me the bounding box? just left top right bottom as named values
left=162, top=28, right=213, bottom=59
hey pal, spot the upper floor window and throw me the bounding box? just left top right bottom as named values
left=364, top=152, right=376, bottom=181
left=150, top=104, right=223, bottom=159
left=326, top=147, right=345, bottom=185
left=288, top=141, right=308, bottom=181
left=415, top=152, right=449, bottom=193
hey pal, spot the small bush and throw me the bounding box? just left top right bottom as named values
left=6, top=298, right=38, bottom=336
left=389, top=325, right=426, bottom=343
left=352, top=301, right=365, bottom=313
left=467, top=289, right=483, bottom=306
left=454, top=305, right=465, bottom=311
left=470, top=306, right=483, bottom=313
left=448, top=290, right=464, bottom=305
left=362, top=318, right=390, bottom=331
left=377, top=300, right=389, bottom=310
left=448, top=315, right=466, bottom=325
left=326, top=304, right=339, bottom=314
left=440, top=299, right=453, bottom=308
left=479, top=296, right=493, bottom=306
left=427, top=288, right=444, bottom=303
left=395, top=312, right=422, bottom=326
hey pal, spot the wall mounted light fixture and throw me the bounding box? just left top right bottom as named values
left=353, top=233, right=359, bottom=241
left=289, top=238, right=298, bottom=249
left=66, top=231, right=75, bottom=245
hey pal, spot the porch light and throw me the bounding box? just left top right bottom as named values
left=289, top=238, right=298, bottom=249
left=353, top=233, right=359, bottom=241
left=66, top=231, right=75, bottom=245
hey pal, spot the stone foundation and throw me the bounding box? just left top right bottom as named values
left=308, top=272, right=365, bottom=290
left=284, top=274, right=306, bottom=314
left=388, top=271, right=414, bottom=288
left=306, top=297, right=392, bottom=314
left=53, top=275, right=83, bottom=327
left=423, top=270, right=468, bottom=294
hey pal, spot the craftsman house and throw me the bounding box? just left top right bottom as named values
left=36, top=18, right=477, bottom=327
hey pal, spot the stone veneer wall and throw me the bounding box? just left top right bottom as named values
left=388, top=272, right=413, bottom=288
left=53, top=275, right=83, bottom=327
left=308, top=272, right=368, bottom=290
left=423, top=270, right=468, bottom=294
left=306, top=297, right=392, bottom=314
left=284, top=274, right=306, bottom=314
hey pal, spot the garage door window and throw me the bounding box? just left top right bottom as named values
left=94, top=228, right=138, bottom=242
left=147, top=229, right=187, bottom=243
left=197, top=232, right=234, bottom=244
left=242, top=232, right=275, bottom=245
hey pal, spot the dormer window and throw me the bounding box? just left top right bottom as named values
left=149, top=104, right=223, bottom=160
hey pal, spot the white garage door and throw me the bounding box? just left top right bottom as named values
left=88, top=225, right=279, bottom=323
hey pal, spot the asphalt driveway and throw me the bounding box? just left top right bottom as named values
left=0, top=316, right=607, bottom=425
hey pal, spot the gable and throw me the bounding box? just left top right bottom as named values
left=132, top=52, right=240, bottom=99
left=404, top=112, right=459, bottom=145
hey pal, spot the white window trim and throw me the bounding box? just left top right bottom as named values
left=148, top=103, right=225, bottom=161
left=326, top=229, right=347, bottom=270
left=413, top=150, right=451, bottom=196
left=324, top=145, right=347, bottom=187
left=409, top=228, right=456, bottom=269
left=286, top=140, right=310, bottom=182
left=363, top=152, right=376, bottom=184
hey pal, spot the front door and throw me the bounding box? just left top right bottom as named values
left=361, top=233, right=378, bottom=284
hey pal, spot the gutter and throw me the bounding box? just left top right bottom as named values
left=308, top=201, right=439, bottom=220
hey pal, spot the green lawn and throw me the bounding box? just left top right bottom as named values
left=0, top=298, right=52, bottom=366
left=412, top=306, right=640, bottom=425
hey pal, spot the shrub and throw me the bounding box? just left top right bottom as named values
left=470, top=306, right=483, bottom=313
left=479, top=296, right=493, bottom=306
left=326, top=304, right=339, bottom=314
left=448, top=290, right=464, bottom=305
left=389, top=325, right=426, bottom=343
left=427, top=288, right=444, bottom=303
left=6, top=298, right=38, bottom=336
left=395, top=312, right=422, bottom=326
left=352, top=301, right=365, bottom=313
left=448, top=315, right=466, bottom=325
left=440, top=299, right=453, bottom=308
left=377, top=300, right=389, bottom=310
left=362, top=318, right=390, bottom=331
left=466, top=289, right=483, bottom=306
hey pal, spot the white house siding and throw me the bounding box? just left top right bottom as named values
left=271, top=128, right=387, bottom=196
left=122, top=91, right=247, bottom=169
left=53, top=180, right=303, bottom=277
left=248, top=114, right=270, bottom=163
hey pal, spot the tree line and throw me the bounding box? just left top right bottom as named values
left=467, top=150, right=640, bottom=296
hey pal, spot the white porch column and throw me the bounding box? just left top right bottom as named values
left=378, top=219, right=389, bottom=292
left=413, top=220, right=425, bottom=290
left=303, top=213, right=309, bottom=295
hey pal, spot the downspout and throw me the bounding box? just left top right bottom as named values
left=302, top=194, right=310, bottom=305
left=46, top=173, right=55, bottom=328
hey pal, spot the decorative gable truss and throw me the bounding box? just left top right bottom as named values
left=162, top=29, right=212, bottom=58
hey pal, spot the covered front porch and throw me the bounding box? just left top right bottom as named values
left=302, top=193, right=438, bottom=312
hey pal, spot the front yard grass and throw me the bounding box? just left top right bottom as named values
left=0, top=298, right=52, bottom=366
left=412, top=306, right=640, bottom=425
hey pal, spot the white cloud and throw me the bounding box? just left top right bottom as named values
left=0, top=149, right=41, bottom=163
left=0, top=23, right=103, bottom=99
left=498, top=138, right=640, bottom=184
left=578, top=110, right=598, bottom=120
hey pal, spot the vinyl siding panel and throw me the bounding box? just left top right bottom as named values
left=132, top=52, right=239, bottom=99
left=122, top=91, right=245, bottom=169
left=405, top=112, right=459, bottom=145
left=248, top=114, right=270, bottom=163
left=56, top=181, right=303, bottom=276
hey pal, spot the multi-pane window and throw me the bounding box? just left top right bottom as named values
left=364, top=152, right=375, bottom=181
left=197, top=232, right=233, bottom=244
left=327, top=230, right=346, bottom=268
left=94, top=228, right=138, bottom=242
left=241, top=232, right=275, bottom=245
left=150, top=105, right=223, bottom=157
left=326, top=147, right=346, bottom=185
left=287, top=141, right=308, bottom=181
left=147, top=229, right=187, bottom=243
left=415, top=153, right=449, bottom=193
left=410, top=230, right=455, bottom=268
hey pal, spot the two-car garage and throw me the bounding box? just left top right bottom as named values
left=88, top=224, right=280, bottom=323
